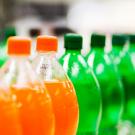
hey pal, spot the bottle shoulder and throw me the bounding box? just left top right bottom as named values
left=86, top=50, right=113, bottom=67
left=59, top=52, right=102, bottom=91
left=33, top=54, right=69, bottom=81
left=0, top=58, right=40, bottom=87
left=60, top=52, right=99, bottom=83
left=60, top=52, right=90, bottom=69
left=86, top=50, right=121, bottom=79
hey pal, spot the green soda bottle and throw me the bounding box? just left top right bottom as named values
left=86, top=34, right=124, bottom=135
left=0, top=27, right=16, bottom=67
left=4, top=27, right=16, bottom=40
left=0, top=29, right=7, bottom=67
left=128, top=35, right=135, bottom=69
left=111, top=34, right=135, bottom=127
left=59, top=34, right=102, bottom=135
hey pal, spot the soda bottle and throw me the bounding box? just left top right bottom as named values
left=59, top=34, right=102, bottom=135
left=111, top=34, right=135, bottom=128
left=128, top=34, right=135, bottom=69
left=0, top=29, right=6, bottom=67
left=0, top=27, right=16, bottom=67
left=0, top=36, right=55, bottom=135
left=32, top=35, right=79, bottom=135
left=4, top=27, right=16, bottom=40
left=86, top=34, right=124, bottom=135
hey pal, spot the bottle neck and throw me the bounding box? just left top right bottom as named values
left=66, top=49, right=81, bottom=54
left=9, top=55, right=29, bottom=60
left=34, top=51, right=67, bottom=81
left=129, top=43, right=135, bottom=47
left=8, top=55, right=30, bottom=67
left=37, top=51, right=57, bottom=61
left=111, top=45, right=124, bottom=55
left=112, top=44, right=125, bottom=53
left=5, top=55, right=38, bottom=85
left=37, top=51, right=56, bottom=56
left=112, top=44, right=124, bottom=49
left=91, top=46, right=104, bottom=52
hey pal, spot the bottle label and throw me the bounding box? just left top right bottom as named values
left=37, top=60, right=52, bottom=80
left=40, top=63, right=49, bottom=75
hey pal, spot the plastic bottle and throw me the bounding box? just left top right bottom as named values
left=0, top=29, right=6, bottom=67
left=111, top=34, right=135, bottom=128
left=86, top=34, right=124, bottom=135
left=0, top=37, right=55, bottom=135
left=32, top=35, right=79, bottom=135
left=128, top=35, right=135, bottom=69
left=59, top=34, right=102, bottom=135
left=0, top=27, right=16, bottom=67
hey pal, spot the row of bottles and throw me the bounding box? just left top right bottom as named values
left=0, top=32, right=135, bottom=135
left=110, top=34, right=135, bottom=134
left=60, top=34, right=135, bottom=135
left=86, top=34, right=124, bottom=135
left=59, top=33, right=135, bottom=134
left=59, top=34, right=102, bottom=134
left=59, top=33, right=122, bottom=135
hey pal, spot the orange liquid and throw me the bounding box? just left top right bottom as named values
left=45, top=80, right=79, bottom=135
left=0, top=96, right=22, bottom=135
left=10, top=83, right=55, bottom=135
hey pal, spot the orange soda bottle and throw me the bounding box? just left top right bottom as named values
left=32, top=35, right=79, bottom=135
left=0, top=37, right=55, bottom=135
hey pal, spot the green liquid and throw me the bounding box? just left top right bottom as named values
left=86, top=48, right=124, bottom=135
left=111, top=45, right=135, bottom=126
left=129, top=43, right=135, bottom=70
left=0, top=41, right=8, bottom=67
left=60, top=50, right=102, bottom=135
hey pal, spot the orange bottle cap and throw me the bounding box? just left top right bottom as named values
left=36, top=36, right=58, bottom=52
left=8, top=36, right=31, bottom=55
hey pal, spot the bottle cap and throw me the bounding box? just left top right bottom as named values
left=90, top=34, right=105, bottom=47
left=8, top=36, right=31, bottom=55
left=128, top=34, right=135, bottom=44
left=5, top=27, right=16, bottom=39
left=36, top=36, right=58, bottom=52
left=112, top=34, right=127, bottom=46
left=64, top=33, right=82, bottom=50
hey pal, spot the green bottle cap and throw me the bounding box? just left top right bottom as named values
left=64, top=33, right=82, bottom=50
left=112, top=34, right=127, bottom=46
left=128, top=34, right=135, bottom=44
left=5, top=27, right=16, bottom=40
left=90, top=34, right=106, bottom=48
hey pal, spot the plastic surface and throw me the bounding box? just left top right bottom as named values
left=86, top=34, right=124, bottom=135
left=110, top=37, right=135, bottom=127
left=128, top=35, right=135, bottom=69
left=0, top=41, right=8, bottom=67
left=0, top=27, right=17, bottom=67
left=0, top=37, right=55, bottom=135
left=60, top=50, right=101, bottom=134
left=33, top=35, right=79, bottom=135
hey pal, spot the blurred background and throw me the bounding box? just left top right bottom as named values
left=0, top=0, right=135, bottom=55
